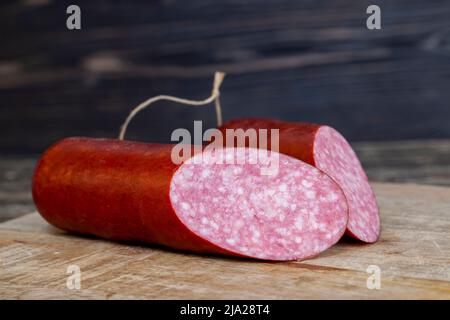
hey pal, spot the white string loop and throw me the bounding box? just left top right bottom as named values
left=118, top=71, right=225, bottom=140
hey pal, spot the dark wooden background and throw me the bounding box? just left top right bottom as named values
left=1, top=0, right=450, bottom=154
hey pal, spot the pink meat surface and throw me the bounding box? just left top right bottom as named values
left=170, top=147, right=348, bottom=261
left=314, top=127, right=380, bottom=243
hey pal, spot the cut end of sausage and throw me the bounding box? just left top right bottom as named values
left=170, top=147, right=348, bottom=261
left=314, top=127, right=380, bottom=243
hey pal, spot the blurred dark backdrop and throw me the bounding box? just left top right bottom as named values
left=1, top=0, right=450, bottom=154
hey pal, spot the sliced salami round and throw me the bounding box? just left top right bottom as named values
left=220, top=118, right=380, bottom=243
left=172, top=147, right=348, bottom=260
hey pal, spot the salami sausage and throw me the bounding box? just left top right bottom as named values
left=32, top=137, right=348, bottom=260
left=219, top=118, right=380, bottom=243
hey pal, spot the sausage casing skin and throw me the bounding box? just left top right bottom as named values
left=32, top=137, right=349, bottom=260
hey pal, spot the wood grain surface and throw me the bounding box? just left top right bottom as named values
left=1, top=0, right=450, bottom=153
left=0, top=182, right=449, bottom=299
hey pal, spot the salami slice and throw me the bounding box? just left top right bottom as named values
left=32, top=137, right=348, bottom=260
left=219, top=118, right=380, bottom=243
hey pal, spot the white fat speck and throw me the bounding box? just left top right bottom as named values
left=210, top=221, right=219, bottom=230
left=327, top=192, right=338, bottom=202
left=171, top=195, right=178, bottom=203
left=234, top=219, right=244, bottom=229
left=318, top=223, right=327, bottom=232
left=294, top=236, right=303, bottom=244
left=181, top=202, right=191, bottom=210
left=302, top=179, right=313, bottom=188
left=306, top=190, right=316, bottom=200
left=278, top=183, right=287, bottom=192
left=290, top=204, right=297, bottom=211
left=200, top=228, right=209, bottom=236
left=218, top=187, right=226, bottom=193
left=183, top=170, right=193, bottom=178
left=225, top=153, right=234, bottom=162
left=265, top=210, right=277, bottom=218
left=252, top=230, right=260, bottom=238
left=240, top=247, right=249, bottom=252
left=201, top=169, right=211, bottom=178
left=279, top=214, right=285, bottom=222
left=236, top=187, right=244, bottom=195
left=276, top=228, right=288, bottom=235
left=295, top=216, right=304, bottom=230
left=212, top=197, right=219, bottom=203
left=242, top=210, right=253, bottom=217
left=201, top=217, right=209, bottom=225
left=233, top=167, right=243, bottom=175
left=226, top=238, right=236, bottom=245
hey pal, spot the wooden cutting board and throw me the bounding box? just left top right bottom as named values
left=0, top=183, right=449, bottom=299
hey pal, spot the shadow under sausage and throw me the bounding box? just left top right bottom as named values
left=55, top=229, right=373, bottom=265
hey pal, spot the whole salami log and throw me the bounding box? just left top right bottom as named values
left=32, top=137, right=348, bottom=261
left=219, top=118, right=380, bottom=243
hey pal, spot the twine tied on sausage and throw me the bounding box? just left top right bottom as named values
left=118, top=71, right=226, bottom=140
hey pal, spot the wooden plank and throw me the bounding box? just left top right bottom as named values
left=1, top=1, right=450, bottom=153
left=0, top=182, right=449, bottom=299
